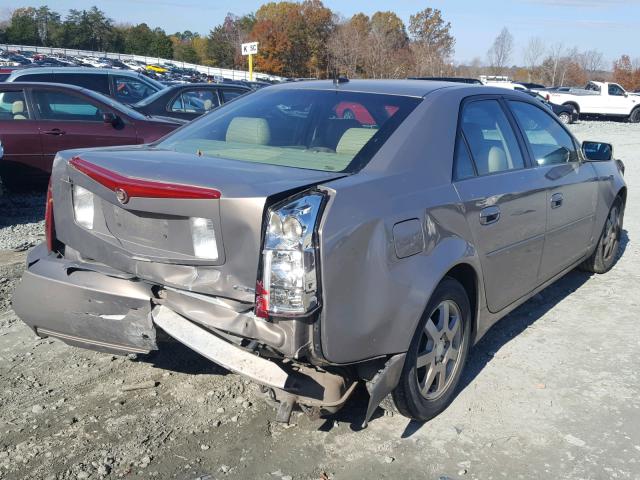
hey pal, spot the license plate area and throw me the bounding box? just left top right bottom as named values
left=101, top=201, right=225, bottom=265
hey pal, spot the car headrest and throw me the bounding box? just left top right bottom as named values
left=488, top=146, right=508, bottom=173
left=12, top=100, right=25, bottom=115
left=204, top=99, right=213, bottom=111
left=226, top=117, right=271, bottom=145
left=336, top=128, right=377, bottom=156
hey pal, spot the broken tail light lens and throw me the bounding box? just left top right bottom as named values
left=45, top=179, right=55, bottom=252
left=72, top=185, right=95, bottom=230
left=256, top=192, right=325, bottom=318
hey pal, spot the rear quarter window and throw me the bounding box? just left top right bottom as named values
left=55, top=73, right=110, bottom=95
left=15, top=73, right=55, bottom=82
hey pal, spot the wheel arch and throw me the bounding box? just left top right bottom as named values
left=562, top=101, right=580, bottom=114
left=442, top=262, right=479, bottom=341
left=617, top=185, right=627, bottom=205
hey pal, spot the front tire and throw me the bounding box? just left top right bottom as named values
left=558, top=111, right=571, bottom=124
left=629, top=108, right=640, bottom=123
left=391, top=277, right=471, bottom=421
left=581, top=197, right=624, bottom=273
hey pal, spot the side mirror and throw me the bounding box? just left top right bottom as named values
left=582, top=141, right=613, bottom=161
left=102, top=112, right=118, bottom=126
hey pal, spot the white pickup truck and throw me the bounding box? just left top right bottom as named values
left=541, top=81, right=640, bottom=122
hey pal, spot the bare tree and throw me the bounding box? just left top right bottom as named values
left=487, top=27, right=513, bottom=74
left=523, top=36, right=545, bottom=81
left=328, top=16, right=366, bottom=78
left=578, top=49, right=604, bottom=77
left=544, top=41, right=565, bottom=86
left=558, top=46, right=579, bottom=86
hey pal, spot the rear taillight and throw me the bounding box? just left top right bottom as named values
left=255, top=192, right=325, bottom=318
left=45, top=179, right=55, bottom=252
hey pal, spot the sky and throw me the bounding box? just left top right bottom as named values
left=2, top=0, right=640, bottom=66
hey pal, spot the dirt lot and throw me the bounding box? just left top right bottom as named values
left=0, top=120, right=638, bottom=480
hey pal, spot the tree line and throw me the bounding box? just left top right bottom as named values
left=1, top=3, right=638, bottom=90
left=0, top=3, right=455, bottom=78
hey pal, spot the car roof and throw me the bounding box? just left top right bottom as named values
left=8, top=67, right=146, bottom=77
left=266, top=79, right=478, bottom=97
left=168, top=82, right=250, bottom=90
left=0, top=81, right=88, bottom=91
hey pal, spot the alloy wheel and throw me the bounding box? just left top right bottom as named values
left=602, top=204, right=621, bottom=262
left=415, top=300, right=464, bottom=400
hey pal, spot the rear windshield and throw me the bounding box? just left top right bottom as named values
left=157, top=88, right=421, bottom=173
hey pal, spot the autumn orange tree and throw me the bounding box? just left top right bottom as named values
left=613, top=55, right=640, bottom=91
left=249, top=1, right=333, bottom=78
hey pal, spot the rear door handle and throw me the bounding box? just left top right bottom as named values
left=43, top=128, right=65, bottom=136
left=479, top=206, right=500, bottom=225
left=551, top=192, right=564, bottom=209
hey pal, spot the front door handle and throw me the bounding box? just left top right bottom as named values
left=43, top=128, right=65, bottom=136
left=551, top=192, right=564, bottom=209
left=479, top=206, right=500, bottom=225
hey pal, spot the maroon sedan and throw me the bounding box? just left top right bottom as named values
left=0, top=82, right=183, bottom=187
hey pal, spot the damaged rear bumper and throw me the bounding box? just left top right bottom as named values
left=14, top=244, right=157, bottom=354
left=13, top=244, right=356, bottom=410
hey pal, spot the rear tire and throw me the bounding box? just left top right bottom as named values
left=391, top=277, right=471, bottom=421
left=558, top=112, right=571, bottom=124
left=580, top=197, right=624, bottom=273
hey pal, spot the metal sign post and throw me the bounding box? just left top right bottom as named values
left=241, top=42, right=259, bottom=81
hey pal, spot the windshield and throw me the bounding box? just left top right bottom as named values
left=157, top=88, right=421, bottom=173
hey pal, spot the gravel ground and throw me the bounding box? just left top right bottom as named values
left=0, top=120, right=638, bottom=480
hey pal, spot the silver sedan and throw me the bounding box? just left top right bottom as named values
left=14, top=80, right=626, bottom=425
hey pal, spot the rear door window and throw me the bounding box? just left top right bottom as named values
left=461, top=99, right=525, bottom=175
left=32, top=90, right=103, bottom=121
left=508, top=100, right=578, bottom=166
left=0, top=90, right=29, bottom=120
left=170, top=89, right=220, bottom=113
left=113, top=76, right=158, bottom=103
left=220, top=89, right=245, bottom=103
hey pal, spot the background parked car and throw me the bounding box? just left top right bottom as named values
left=523, top=90, right=578, bottom=123
left=0, top=82, right=183, bottom=187
left=131, top=83, right=251, bottom=121
left=5, top=68, right=165, bottom=104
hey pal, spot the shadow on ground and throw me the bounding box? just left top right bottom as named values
left=106, top=229, right=631, bottom=436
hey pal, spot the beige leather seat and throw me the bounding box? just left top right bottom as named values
left=336, top=128, right=377, bottom=156
left=203, top=99, right=213, bottom=111
left=487, top=146, right=508, bottom=172
left=226, top=117, right=271, bottom=145
left=12, top=101, right=27, bottom=120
